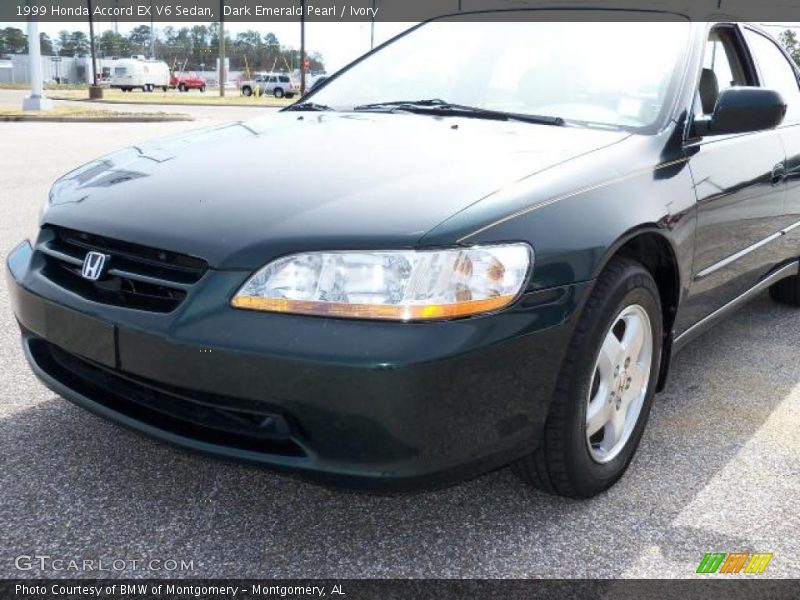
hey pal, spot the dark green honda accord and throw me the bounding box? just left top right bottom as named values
left=8, top=14, right=800, bottom=497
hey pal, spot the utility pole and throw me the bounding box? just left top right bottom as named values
left=149, top=0, right=155, bottom=58
left=300, top=0, right=306, bottom=96
left=219, top=0, right=226, bottom=97
left=87, top=0, right=102, bottom=98
left=22, top=16, right=53, bottom=110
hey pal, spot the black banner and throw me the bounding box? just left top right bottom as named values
left=3, top=0, right=800, bottom=23
left=3, top=580, right=800, bottom=600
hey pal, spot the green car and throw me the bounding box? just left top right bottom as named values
left=7, top=13, right=800, bottom=497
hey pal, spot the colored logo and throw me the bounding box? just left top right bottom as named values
left=696, top=552, right=773, bottom=574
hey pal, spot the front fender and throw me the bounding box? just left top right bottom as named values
left=420, top=127, right=696, bottom=288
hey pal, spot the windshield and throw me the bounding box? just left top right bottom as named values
left=310, top=17, right=691, bottom=131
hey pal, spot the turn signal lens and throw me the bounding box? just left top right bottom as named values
left=231, top=244, right=532, bottom=321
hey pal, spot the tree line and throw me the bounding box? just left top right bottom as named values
left=779, top=30, right=800, bottom=65
left=0, top=25, right=325, bottom=74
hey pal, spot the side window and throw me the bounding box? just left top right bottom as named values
left=269, top=76, right=278, bottom=83
left=744, top=28, right=800, bottom=123
left=697, top=29, right=749, bottom=116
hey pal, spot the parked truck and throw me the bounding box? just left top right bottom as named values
left=171, top=72, right=207, bottom=92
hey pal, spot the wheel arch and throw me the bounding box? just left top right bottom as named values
left=589, top=226, right=682, bottom=392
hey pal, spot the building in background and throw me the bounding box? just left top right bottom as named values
left=2, top=54, right=112, bottom=84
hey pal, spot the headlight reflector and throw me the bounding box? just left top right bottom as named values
left=232, top=244, right=532, bottom=320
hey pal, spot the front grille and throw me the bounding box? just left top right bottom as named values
left=30, top=338, right=305, bottom=457
left=37, top=226, right=209, bottom=313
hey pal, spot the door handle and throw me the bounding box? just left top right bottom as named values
left=772, top=162, right=786, bottom=186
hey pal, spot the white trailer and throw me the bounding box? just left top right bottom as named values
left=110, top=56, right=170, bottom=92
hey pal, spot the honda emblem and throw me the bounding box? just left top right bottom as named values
left=81, top=251, right=109, bottom=281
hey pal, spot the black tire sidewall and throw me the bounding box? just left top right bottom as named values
left=561, top=263, right=663, bottom=495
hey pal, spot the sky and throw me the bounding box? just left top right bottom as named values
left=0, top=20, right=417, bottom=72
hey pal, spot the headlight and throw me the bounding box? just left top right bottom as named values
left=231, top=243, right=533, bottom=321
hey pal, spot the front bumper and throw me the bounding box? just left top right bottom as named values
left=7, top=240, right=590, bottom=489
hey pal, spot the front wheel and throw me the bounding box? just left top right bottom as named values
left=242, top=86, right=252, bottom=97
left=274, top=87, right=285, bottom=98
left=199, top=85, right=206, bottom=93
left=514, top=256, right=662, bottom=498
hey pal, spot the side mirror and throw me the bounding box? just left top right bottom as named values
left=696, top=87, right=787, bottom=136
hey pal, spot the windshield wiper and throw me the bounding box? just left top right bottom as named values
left=285, top=102, right=334, bottom=112
left=353, top=99, right=564, bottom=126
left=354, top=99, right=451, bottom=110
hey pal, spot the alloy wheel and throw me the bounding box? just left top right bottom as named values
left=585, top=304, right=653, bottom=463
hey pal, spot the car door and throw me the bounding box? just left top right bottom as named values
left=742, top=26, right=800, bottom=253
left=682, top=24, right=788, bottom=326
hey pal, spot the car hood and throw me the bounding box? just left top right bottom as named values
left=45, top=112, right=629, bottom=269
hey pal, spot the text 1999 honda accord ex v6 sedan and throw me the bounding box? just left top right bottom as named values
left=8, top=14, right=800, bottom=497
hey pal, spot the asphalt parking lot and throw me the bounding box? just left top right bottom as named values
left=1, top=100, right=799, bottom=579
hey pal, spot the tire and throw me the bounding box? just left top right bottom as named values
left=242, top=86, right=252, bottom=97
left=274, top=87, right=285, bottom=98
left=199, top=85, right=206, bottom=93
left=769, top=275, right=800, bottom=306
left=178, top=83, right=187, bottom=92
left=141, top=86, right=147, bottom=92
left=513, top=256, right=663, bottom=498
left=162, top=86, right=168, bottom=92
